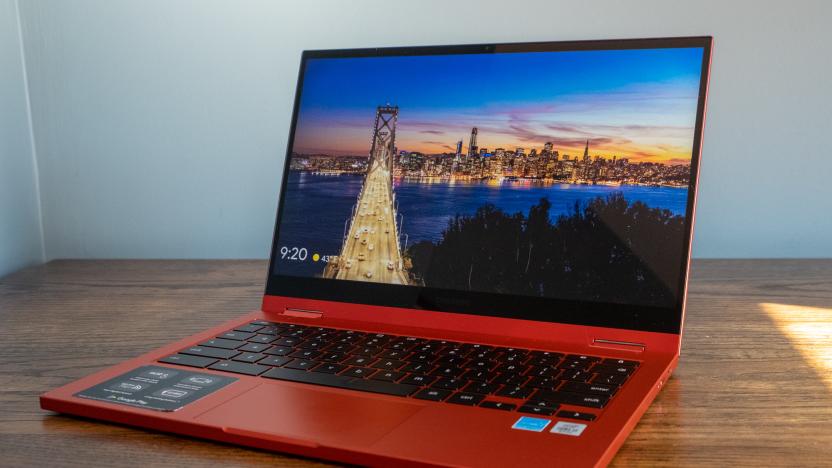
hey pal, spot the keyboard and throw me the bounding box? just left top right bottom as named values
left=159, top=320, right=639, bottom=421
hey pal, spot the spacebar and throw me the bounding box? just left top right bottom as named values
left=262, top=367, right=419, bottom=397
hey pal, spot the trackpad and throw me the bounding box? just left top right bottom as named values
left=195, top=382, right=424, bottom=447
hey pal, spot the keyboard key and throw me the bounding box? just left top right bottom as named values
left=284, top=359, right=317, bottom=371
left=444, top=347, right=471, bottom=358
left=390, top=337, right=421, bottom=350
left=447, top=392, right=485, bottom=406
left=208, top=360, right=269, bottom=376
left=342, top=367, right=375, bottom=379
left=479, top=401, right=516, bottom=411
left=469, top=349, right=495, bottom=360
left=264, top=345, right=293, bottom=356
left=312, top=363, right=348, bottom=374
left=353, top=347, right=383, bottom=357
left=401, top=374, right=436, bottom=386
left=464, top=381, right=500, bottom=395
left=560, top=381, right=617, bottom=396
left=272, top=336, right=301, bottom=347
left=248, top=334, right=278, bottom=344
left=527, top=376, right=560, bottom=390
left=525, top=399, right=560, bottom=410
left=409, top=353, right=435, bottom=363
left=259, top=355, right=292, bottom=367
left=562, top=370, right=593, bottom=382
left=200, top=338, right=244, bottom=350
left=467, top=360, right=494, bottom=371
left=289, top=349, right=321, bottom=360
left=263, top=367, right=418, bottom=397
left=218, top=331, right=256, bottom=341
left=566, top=354, right=601, bottom=363
left=432, top=378, right=467, bottom=391
left=336, top=331, right=364, bottom=343
left=530, top=351, right=564, bottom=362
left=328, top=343, right=356, bottom=353
left=594, top=373, right=628, bottom=386
left=559, top=361, right=593, bottom=371
left=502, top=356, right=528, bottom=366
left=256, top=326, right=281, bottom=335
left=296, top=340, right=326, bottom=350
left=434, top=356, right=468, bottom=368
left=319, top=352, right=347, bottom=363
left=379, top=349, right=409, bottom=360
left=238, top=342, right=270, bottom=353
left=538, top=391, right=610, bottom=408
left=413, top=388, right=452, bottom=401
left=371, top=370, right=406, bottom=382
left=414, top=344, right=441, bottom=354
left=284, top=329, right=311, bottom=338
left=430, top=366, right=463, bottom=378
left=591, top=365, right=634, bottom=376
left=527, top=366, right=557, bottom=378
left=232, top=352, right=266, bottom=363
left=402, top=362, right=433, bottom=373
left=372, top=359, right=406, bottom=371
left=344, top=356, right=376, bottom=367
left=159, top=354, right=217, bottom=368
left=181, top=346, right=240, bottom=360
left=361, top=335, right=391, bottom=348
left=496, top=363, right=528, bottom=374
left=496, top=386, right=534, bottom=399
left=461, top=370, right=492, bottom=381
left=557, top=410, right=597, bottom=421
left=233, top=324, right=264, bottom=333
left=601, top=358, right=639, bottom=367
left=249, top=320, right=276, bottom=326
left=492, top=373, right=528, bottom=386
left=519, top=405, right=556, bottom=416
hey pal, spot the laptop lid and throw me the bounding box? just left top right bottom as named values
left=264, top=37, right=712, bottom=335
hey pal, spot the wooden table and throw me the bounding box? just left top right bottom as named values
left=1, top=259, right=831, bottom=467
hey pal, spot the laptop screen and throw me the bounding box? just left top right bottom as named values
left=267, top=38, right=711, bottom=333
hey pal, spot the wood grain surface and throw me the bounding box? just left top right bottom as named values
left=1, top=259, right=831, bottom=467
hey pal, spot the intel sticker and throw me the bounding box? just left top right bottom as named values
left=511, top=416, right=550, bottom=432
left=550, top=421, right=587, bottom=436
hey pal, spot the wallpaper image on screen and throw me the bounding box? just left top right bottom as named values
left=274, top=47, right=704, bottom=307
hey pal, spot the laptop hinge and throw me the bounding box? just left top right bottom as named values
left=592, top=338, right=646, bottom=353
left=281, top=308, right=323, bottom=319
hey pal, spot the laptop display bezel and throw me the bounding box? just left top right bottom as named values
left=264, top=36, right=712, bottom=334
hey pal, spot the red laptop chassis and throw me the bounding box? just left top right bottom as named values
left=41, top=37, right=711, bottom=467
left=40, top=302, right=680, bottom=467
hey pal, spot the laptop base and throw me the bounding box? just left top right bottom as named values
left=41, top=310, right=676, bottom=468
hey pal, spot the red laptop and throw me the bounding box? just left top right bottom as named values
left=41, top=36, right=712, bottom=467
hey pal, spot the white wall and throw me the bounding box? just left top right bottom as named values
left=15, top=0, right=832, bottom=260
left=0, top=0, right=43, bottom=277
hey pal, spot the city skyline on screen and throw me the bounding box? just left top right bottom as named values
left=292, top=47, right=704, bottom=164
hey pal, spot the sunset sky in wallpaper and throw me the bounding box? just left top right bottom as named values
left=292, top=47, right=704, bottom=163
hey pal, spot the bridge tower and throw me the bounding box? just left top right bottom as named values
left=322, top=104, right=409, bottom=285
left=369, top=105, right=399, bottom=176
